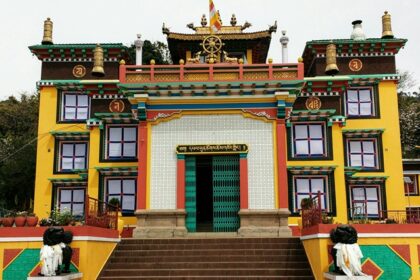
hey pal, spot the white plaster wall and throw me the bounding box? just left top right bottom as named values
left=150, top=114, right=275, bottom=209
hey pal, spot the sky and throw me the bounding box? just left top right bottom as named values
left=0, top=0, right=418, bottom=100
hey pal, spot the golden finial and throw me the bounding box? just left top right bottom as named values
left=238, top=58, right=244, bottom=64
left=119, top=59, right=126, bottom=65
left=92, top=44, right=105, bottom=77
left=382, top=11, right=394, bottom=39
left=179, top=59, right=185, bottom=65
left=42, top=17, right=53, bottom=45
left=217, top=10, right=223, bottom=25
left=268, top=58, right=273, bottom=64
left=325, top=44, right=339, bottom=75
left=150, top=59, right=156, bottom=65
left=298, top=57, right=303, bottom=63
left=201, top=14, right=207, bottom=27
left=230, top=14, right=237, bottom=26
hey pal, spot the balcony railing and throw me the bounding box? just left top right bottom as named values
left=349, top=204, right=420, bottom=224
left=84, top=195, right=118, bottom=230
left=120, top=63, right=304, bottom=84
left=301, top=192, right=323, bottom=229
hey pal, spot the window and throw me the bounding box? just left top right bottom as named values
left=58, top=142, right=88, bottom=172
left=345, top=88, right=375, bottom=117
left=347, top=139, right=378, bottom=169
left=293, top=176, right=328, bottom=212
left=404, top=175, right=418, bottom=196
left=61, top=93, right=89, bottom=121
left=57, top=187, right=85, bottom=216
left=350, top=185, right=381, bottom=217
left=105, top=178, right=136, bottom=213
left=292, top=123, right=326, bottom=157
left=406, top=207, right=420, bottom=223
left=106, top=126, right=137, bottom=159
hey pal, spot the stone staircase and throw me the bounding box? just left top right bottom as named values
left=98, top=237, right=314, bottom=279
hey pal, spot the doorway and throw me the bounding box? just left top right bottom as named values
left=185, top=155, right=240, bottom=232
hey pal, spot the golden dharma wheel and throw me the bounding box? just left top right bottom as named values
left=202, top=35, right=223, bottom=54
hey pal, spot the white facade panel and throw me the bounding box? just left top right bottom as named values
left=150, top=114, right=275, bottom=209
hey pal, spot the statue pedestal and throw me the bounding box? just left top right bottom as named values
left=27, top=272, right=83, bottom=280
left=324, top=272, right=372, bottom=280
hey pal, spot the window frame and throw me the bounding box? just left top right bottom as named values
left=404, top=174, right=419, bottom=196
left=344, top=87, right=377, bottom=118
left=104, top=177, right=137, bottom=215
left=349, top=184, right=382, bottom=218
left=345, top=138, right=381, bottom=171
left=56, top=186, right=86, bottom=217
left=293, top=175, right=329, bottom=212
left=289, top=122, right=331, bottom=160
left=59, top=92, right=90, bottom=122
left=55, top=141, right=88, bottom=174
left=288, top=172, right=336, bottom=216
left=102, top=125, right=138, bottom=162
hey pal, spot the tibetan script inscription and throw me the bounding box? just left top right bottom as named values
left=176, top=144, right=248, bottom=154
left=109, top=99, right=125, bottom=113
left=72, top=65, right=86, bottom=78
left=349, top=58, right=363, bottom=72
left=305, top=96, right=322, bottom=110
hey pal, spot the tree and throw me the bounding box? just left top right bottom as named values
left=0, top=93, right=39, bottom=210
left=397, top=70, right=420, bottom=158
left=141, top=40, right=172, bottom=65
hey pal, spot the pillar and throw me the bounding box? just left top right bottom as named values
left=239, top=153, right=249, bottom=209
left=137, top=121, right=148, bottom=209
left=176, top=154, right=186, bottom=209
left=276, top=119, right=289, bottom=209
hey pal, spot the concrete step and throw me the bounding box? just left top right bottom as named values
left=117, top=242, right=303, bottom=250
left=120, top=238, right=301, bottom=244
left=101, top=268, right=313, bottom=277
left=113, top=248, right=306, bottom=257
left=106, top=261, right=310, bottom=269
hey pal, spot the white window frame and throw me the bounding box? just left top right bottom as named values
left=57, top=187, right=86, bottom=216
left=61, top=92, right=90, bottom=121
left=404, top=174, right=419, bottom=196
left=105, top=125, right=138, bottom=160
left=58, top=141, right=88, bottom=172
left=293, top=175, right=329, bottom=213
left=346, top=138, right=379, bottom=169
left=349, top=185, right=382, bottom=218
left=104, top=177, right=136, bottom=213
left=345, top=87, right=375, bottom=117
left=291, top=123, right=327, bottom=158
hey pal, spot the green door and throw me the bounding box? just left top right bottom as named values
left=185, top=156, right=197, bottom=232
left=212, top=155, right=240, bottom=232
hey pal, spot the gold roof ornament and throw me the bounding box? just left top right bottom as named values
left=92, top=44, right=105, bottom=77
left=201, top=14, right=207, bottom=27
left=42, top=18, right=53, bottom=45
left=325, top=44, right=339, bottom=75
left=230, top=14, right=237, bottom=26
left=382, top=11, right=394, bottom=39
left=201, top=35, right=224, bottom=63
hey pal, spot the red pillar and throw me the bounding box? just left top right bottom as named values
left=276, top=119, right=289, bottom=209
left=176, top=155, right=186, bottom=209
left=239, top=154, right=249, bottom=209
left=137, top=121, right=148, bottom=210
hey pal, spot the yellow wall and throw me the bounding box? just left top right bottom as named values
left=34, top=87, right=86, bottom=219
left=34, top=87, right=137, bottom=226
left=0, top=239, right=116, bottom=280
left=288, top=81, right=406, bottom=225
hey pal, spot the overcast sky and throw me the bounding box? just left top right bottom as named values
left=0, top=0, right=418, bottom=100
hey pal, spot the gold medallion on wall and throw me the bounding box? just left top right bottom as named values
left=72, top=65, right=87, bottom=78
left=349, top=59, right=363, bottom=72
left=305, top=96, right=322, bottom=110
left=109, top=99, right=125, bottom=113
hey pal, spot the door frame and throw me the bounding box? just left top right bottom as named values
left=176, top=145, right=248, bottom=211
